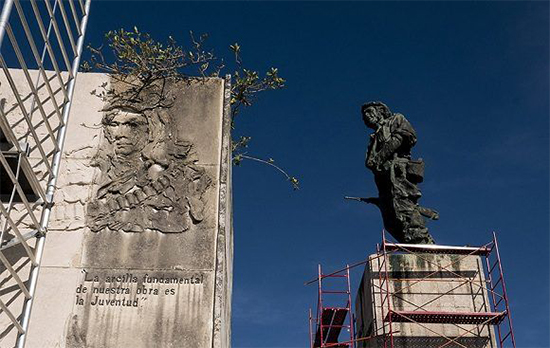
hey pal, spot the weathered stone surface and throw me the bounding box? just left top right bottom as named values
left=24, top=268, right=84, bottom=348
left=62, top=73, right=109, bottom=160
left=23, top=73, right=233, bottom=348
left=211, top=77, right=233, bottom=348
left=169, top=80, right=224, bottom=166
left=355, top=253, right=496, bottom=348
left=40, top=230, right=85, bottom=268
left=68, top=269, right=214, bottom=348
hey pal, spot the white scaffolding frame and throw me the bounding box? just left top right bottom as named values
left=0, top=0, right=91, bottom=346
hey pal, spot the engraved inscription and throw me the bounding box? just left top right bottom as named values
left=74, top=270, right=204, bottom=308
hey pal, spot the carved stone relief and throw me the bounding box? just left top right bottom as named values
left=86, top=95, right=212, bottom=233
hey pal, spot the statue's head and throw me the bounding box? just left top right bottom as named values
left=361, top=101, right=391, bottom=129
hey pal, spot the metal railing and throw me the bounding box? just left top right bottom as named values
left=0, top=0, right=91, bottom=346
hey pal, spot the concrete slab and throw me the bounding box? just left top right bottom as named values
left=21, top=73, right=233, bottom=348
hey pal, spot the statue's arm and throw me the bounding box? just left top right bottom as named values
left=367, top=133, right=403, bottom=168
left=373, top=115, right=418, bottom=163
left=375, top=133, right=404, bottom=163
left=393, top=114, right=417, bottom=147
left=365, top=136, right=376, bottom=168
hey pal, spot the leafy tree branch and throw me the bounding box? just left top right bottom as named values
left=82, top=27, right=298, bottom=189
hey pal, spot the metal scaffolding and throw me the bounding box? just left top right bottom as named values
left=308, top=264, right=355, bottom=348
left=307, top=231, right=516, bottom=348
left=0, top=0, right=91, bottom=346
left=373, top=231, right=516, bottom=348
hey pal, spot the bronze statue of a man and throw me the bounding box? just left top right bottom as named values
left=362, top=102, right=438, bottom=244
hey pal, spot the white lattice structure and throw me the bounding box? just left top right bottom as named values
left=0, top=0, right=91, bottom=346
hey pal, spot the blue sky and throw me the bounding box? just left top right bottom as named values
left=81, top=1, right=549, bottom=347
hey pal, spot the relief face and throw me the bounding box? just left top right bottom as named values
left=106, top=110, right=149, bottom=157
left=86, top=103, right=212, bottom=234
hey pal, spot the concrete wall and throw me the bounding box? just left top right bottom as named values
left=0, top=70, right=233, bottom=348
left=355, top=253, right=497, bottom=348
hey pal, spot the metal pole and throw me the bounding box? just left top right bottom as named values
left=318, top=264, right=324, bottom=347
left=492, top=232, right=516, bottom=348
left=381, top=235, right=394, bottom=348
left=16, top=1, right=92, bottom=346
left=305, top=258, right=370, bottom=285
left=484, top=240, right=503, bottom=347
left=309, top=308, right=314, bottom=348
left=376, top=243, right=387, bottom=347
left=0, top=0, right=14, bottom=48
left=346, top=265, right=355, bottom=348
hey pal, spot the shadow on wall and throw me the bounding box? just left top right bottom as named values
left=0, top=243, right=34, bottom=343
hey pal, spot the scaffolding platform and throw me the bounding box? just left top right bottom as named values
left=313, top=307, right=349, bottom=347
left=385, top=310, right=507, bottom=325
left=383, top=242, right=492, bottom=256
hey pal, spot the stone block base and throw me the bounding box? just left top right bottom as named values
left=355, top=252, right=497, bottom=348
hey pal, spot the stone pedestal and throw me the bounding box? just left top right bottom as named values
left=23, top=73, right=233, bottom=348
left=355, top=253, right=497, bottom=348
